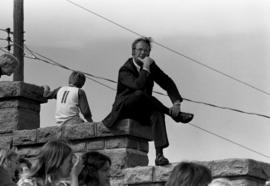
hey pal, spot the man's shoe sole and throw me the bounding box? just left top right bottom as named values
left=173, top=112, right=194, bottom=123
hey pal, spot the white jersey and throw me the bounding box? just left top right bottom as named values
left=55, top=86, right=80, bottom=123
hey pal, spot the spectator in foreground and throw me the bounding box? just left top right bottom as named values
left=17, top=139, right=83, bottom=186
left=165, top=161, right=212, bottom=186
left=0, top=149, right=18, bottom=186
left=79, top=151, right=111, bottom=186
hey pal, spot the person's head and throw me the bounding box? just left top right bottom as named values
left=166, top=162, right=212, bottom=186
left=79, top=151, right=111, bottom=186
left=209, top=178, right=232, bottom=186
left=31, top=139, right=73, bottom=182
left=18, top=157, right=32, bottom=178
left=0, top=148, right=19, bottom=179
left=0, top=53, right=19, bottom=76
left=69, top=71, right=86, bottom=88
left=132, top=37, right=152, bottom=64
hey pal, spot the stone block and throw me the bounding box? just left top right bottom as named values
left=153, top=164, right=175, bottom=182
left=103, top=148, right=149, bottom=178
left=124, top=166, right=154, bottom=184
left=0, top=108, right=19, bottom=130
left=0, top=99, right=40, bottom=112
left=105, top=137, right=149, bottom=153
left=70, top=141, right=86, bottom=152
left=0, top=81, right=47, bottom=130
left=110, top=179, right=124, bottom=186
left=86, top=139, right=105, bottom=150
left=0, top=135, right=13, bottom=148
left=105, top=137, right=138, bottom=149
left=96, top=122, right=125, bottom=137
left=0, top=81, right=47, bottom=103
left=16, top=146, right=41, bottom=157
left=62, top=123, right=95, bottom=140
left=0, top=107, right=40, bottom=130
left=16, top=109, right=40, bottom=130
left=138, top=139, right=149, bottom=153
left=37, top=126, right=62, bottom=143
left=230, top=178, right=265, bottom=186
left=208, top=159, right=270, bottom=179
left=13, top=129, right=37, bottom=146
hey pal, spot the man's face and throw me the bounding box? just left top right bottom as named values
left=133, top=41, right=150, bottom=65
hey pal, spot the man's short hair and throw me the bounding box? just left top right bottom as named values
left=69, top=71, right=86, bottom=88
left=0, top=53, right=19, bottom=67
left=131, top=37, right=152, bottom=56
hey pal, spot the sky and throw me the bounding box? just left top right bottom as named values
left=1, top=0, right=270, bottom=165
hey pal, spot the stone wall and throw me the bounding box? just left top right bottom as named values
left=124, top=159, right=270, bottom=186
left=1, top=120, right=153, bottom=182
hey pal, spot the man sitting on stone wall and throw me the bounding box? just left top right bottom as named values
left=43, top=71, right=93, bottom=125
left=103, top=37, right=193, bottom=166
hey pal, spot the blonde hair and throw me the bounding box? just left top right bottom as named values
left=30, top=139, right=72, bottom=184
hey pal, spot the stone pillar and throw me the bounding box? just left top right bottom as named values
left=0, top=81, right=47, bottom=131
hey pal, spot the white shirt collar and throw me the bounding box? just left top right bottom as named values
left=132, top=58, right=141, bottom=72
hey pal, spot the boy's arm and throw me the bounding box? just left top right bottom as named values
left=78, top=89, right=93, bottom=122
left=42, top=86, right=61, bottom=99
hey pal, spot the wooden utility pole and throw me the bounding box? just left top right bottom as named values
left=13, top=0, right=24, bottom=81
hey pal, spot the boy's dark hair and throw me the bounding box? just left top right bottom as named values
left=79, top=151, right=111, bottom=186
left=69, top=71, right=86, bottom=88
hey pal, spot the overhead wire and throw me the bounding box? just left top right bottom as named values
left=64, top=0, right=270, bottom=97
left=12, top=38, right=270, bottom=160
left=5, top=2, right=270, bottom=160
left=189, top=122, right=270, bottom=159
left=26, top=48, right=270, bottom=160
left=0, top=28, right=8, bottom=32
left=21, top=43, right=270, bottom=120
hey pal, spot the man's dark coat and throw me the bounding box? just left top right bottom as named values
left=103, top=58, right=183, bottom=128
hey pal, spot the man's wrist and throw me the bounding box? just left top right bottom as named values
left=142, top=67, right=151, bottom=73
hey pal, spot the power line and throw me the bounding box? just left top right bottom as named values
left=64, top=0, right=270, bottom=97
left=0, top=28, right=13, bottom=34
left=18, top=44, right=270, bottom=159
left=0, top=28, right=9, bottom=32
left=23, top=44, right=117, bottom=91
left=22, top=44, right=270, bottom=121
left=189, top=122, right=270, bottom=160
